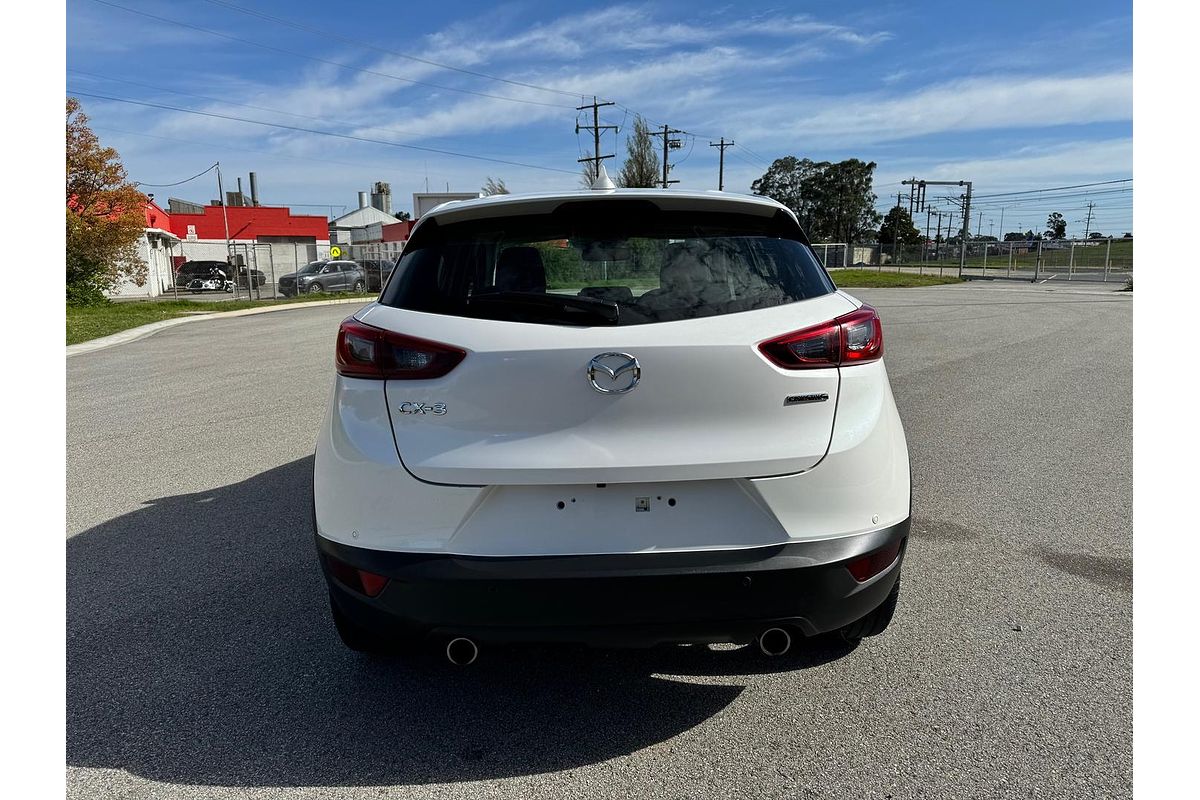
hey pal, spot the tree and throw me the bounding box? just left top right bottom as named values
left=1003, top=231, right=1026, bottom=241
left=580, top=160, right=599, bottom=189
left=1045, top=211, right=1067, bottom=239
left=1122, top=232, right=1133, bottom=238
left=751, top=157, right=880, bottom=241
left=481, top=176, right=509, bottom=196
left=66, top=97, right=147, bottom=304
left=1088, top=231, right=1105, bottom=239
left=751, top=157, right=820, bottom=225
left=878, top=206, right=921, bottom=248
left=616, top=115, right=661, bottom=188
left=393, top=210, right=412, bottom=221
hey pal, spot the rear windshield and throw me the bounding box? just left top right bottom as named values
left=378, top=203, right=835, bottom=326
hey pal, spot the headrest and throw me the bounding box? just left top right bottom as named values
left=660, top=242, right=713, bottom=293
left=495, top=246, right=546, bottom=293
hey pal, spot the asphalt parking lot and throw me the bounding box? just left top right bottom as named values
left=66, top=282, right=1132, bottom=799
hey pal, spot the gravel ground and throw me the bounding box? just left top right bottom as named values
left=66, top=283, right=1132, bottom=799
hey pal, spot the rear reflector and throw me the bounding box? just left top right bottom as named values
left=846, top=537, right=905, bottom=583
left=326, top=555, right=390, bottom=598
left=336, top=318, right=465, bottom=380
left=759, top=305, right=883, bottom=369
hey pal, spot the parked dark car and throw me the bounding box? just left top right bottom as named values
left=360, top=258, right=397, bottom=292
left=174, top=260, right=266, bottom=289
left=278, top=260, right=367, bottom=296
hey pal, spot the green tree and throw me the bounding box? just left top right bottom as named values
left=66, top=97, right=147, bottom=305
left=1046, top=212, right=1067, bottom=239
left=878, top=206, right=921, bottom=247
left=750, top=156, right=821, bottom=226
left=616, top=115, right=661, bottom=188
left=751, top=157, right=880, bottom=241
left=481, top=176, right=509, bottom=196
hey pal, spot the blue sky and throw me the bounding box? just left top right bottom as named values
left=66, top=0, right=1133, bottom=235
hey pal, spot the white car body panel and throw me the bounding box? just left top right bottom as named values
left=357, top=291, right=855, bottom=486
left=313, top=190, right=910, bottom=559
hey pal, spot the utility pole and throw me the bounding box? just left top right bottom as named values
left=925, top=208, right=933, bottom=264
left=1083, top=201, right=1096, bottom=239
left=709, top=137, right=734, bottom=190
left=892, top=192, right=904, bottom=266
left=903, top=177, right=972, bottom=278
left=215, top=161, right=240, bottom=300
left=650, top=124, right=684, bottom=189
left=575, top=96, right=617, bottom=182
left=934, top=212, right=943, bottom=260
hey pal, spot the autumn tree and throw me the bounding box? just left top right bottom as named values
left=66, top=97, right=147, bottom=304
left=616, top=115, right=661, bottom=188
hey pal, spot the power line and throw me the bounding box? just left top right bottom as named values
left=84, top=0, right=772, bottom=183
left=971, top=179, right=1131, bottom=199
left=134, top=162, right=218, bottom=188
left=203, top=0, right=781, bottom=165
left=68, top=69, right=445, bottom=144
left=86, top=0, right=575, bottom=110
left=70, top=90, right=579, bottom=174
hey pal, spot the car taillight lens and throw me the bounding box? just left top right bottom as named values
left=846, top=537, right=905, bottom=583
left=758, top=305, right=883, bottom=369
left=335, top=318, right=465, bottom=379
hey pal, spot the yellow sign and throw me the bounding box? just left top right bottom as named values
left=329, top=246, right=343, bottom=258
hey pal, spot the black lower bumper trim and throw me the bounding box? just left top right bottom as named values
left=318, top=518, right=908, bottom=646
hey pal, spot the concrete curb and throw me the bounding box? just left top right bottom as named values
left=66, top=296, right=372, bottom=358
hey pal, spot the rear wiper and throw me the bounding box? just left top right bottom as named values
left=467, top=291, right=619, bottom=325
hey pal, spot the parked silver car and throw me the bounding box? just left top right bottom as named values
left=278, top=260, right=367, bottom=296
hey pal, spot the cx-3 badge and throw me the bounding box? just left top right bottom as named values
left=587, top=352, right=641, bottom=394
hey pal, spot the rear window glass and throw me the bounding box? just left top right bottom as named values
left=379, top=203, right=835, bottom=326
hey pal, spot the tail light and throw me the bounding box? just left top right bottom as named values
left=846, top=537, right=905, bottom=582
left=758, top=305, right=883, bottom=369
left=336, top=318, right=465, bottom=379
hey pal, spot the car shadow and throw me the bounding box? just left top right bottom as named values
left=67, top=456, right=851, bottom=788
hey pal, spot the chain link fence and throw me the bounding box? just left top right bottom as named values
left=813, top=237, right=1133, bottom=283
left=139, top=240, right=404, bottom=301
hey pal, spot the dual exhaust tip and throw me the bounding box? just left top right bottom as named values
left=444, top=628, right=792, bottom=664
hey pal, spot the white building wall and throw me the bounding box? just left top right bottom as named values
left=108, top=233, right=177, bottom=298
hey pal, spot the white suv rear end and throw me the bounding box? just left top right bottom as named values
left=314, top=190, right=909, bottom=662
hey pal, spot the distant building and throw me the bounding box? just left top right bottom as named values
left=329, top=193, right=401, bottom=245
left=107, top=199, right=331, bottom=298
left=413, top=192, right=481, bottom=219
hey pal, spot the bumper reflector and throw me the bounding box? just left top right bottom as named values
left=327, top=555, right=390, bottom=598
left=846, top=538, right=905, bottom=583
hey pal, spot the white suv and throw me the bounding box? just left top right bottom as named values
left=314, top=189, right=909, bottom=664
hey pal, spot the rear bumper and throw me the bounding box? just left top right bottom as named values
left=318, top=518, right=908, bottom=646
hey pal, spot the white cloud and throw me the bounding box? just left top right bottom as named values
left=741, top=71, right=1132, bottom=147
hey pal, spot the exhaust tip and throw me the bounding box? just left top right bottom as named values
left=757, top=627, right=793, bottom=657
left=446, top=637, right=479, bottom=666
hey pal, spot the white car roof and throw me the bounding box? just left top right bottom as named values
left=417, top=189, right=794, bottom=226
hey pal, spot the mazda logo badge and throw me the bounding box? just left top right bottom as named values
left=587, top=352, right=641, bottom=394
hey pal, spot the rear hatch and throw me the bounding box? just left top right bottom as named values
left=357, top=194, right=854, bottom=486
